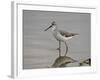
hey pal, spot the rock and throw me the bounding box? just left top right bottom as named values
left=79, top=58, right=91, bottom=66
left=52, top=56, right=77, bottom=68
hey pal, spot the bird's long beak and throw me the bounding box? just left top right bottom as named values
left=74, top=33, right=79, bottom=36
left=44, top=25, right=52, bottom=31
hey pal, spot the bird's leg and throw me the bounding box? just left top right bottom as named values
left=58, top=41, right=61, bottom=57
left=64, top=42, right=68, bottom=56
left=56, top=41, right=60, bottom=50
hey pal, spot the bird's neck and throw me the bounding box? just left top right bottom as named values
left=51, top=25, right=57, bottom=31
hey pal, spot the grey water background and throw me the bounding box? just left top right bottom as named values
left=23, top=10, right=91, bottom=69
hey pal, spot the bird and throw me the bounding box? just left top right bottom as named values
left=44, top=21, right=78, bottom=56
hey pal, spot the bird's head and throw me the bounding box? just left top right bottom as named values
left=44, top=21, right=56, bottom=31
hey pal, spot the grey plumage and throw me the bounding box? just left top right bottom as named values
left=59, top=30, right=78, bottom=37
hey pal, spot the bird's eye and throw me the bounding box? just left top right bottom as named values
left=72, top=34, right=74, bottom=36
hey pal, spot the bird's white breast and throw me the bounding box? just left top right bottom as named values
left=52, top=30, right=72, bottom=42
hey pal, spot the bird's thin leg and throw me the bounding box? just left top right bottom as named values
left=64, top=42, right=68, bottom=56
left=59, top=41, right=61, bottom=57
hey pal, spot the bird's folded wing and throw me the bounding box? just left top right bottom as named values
left=59, top=30, right=72, bottom=37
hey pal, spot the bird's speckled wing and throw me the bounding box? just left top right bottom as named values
left=59, top=30, right=73, bottom=37
left=59, top=30, right=78, bottom=37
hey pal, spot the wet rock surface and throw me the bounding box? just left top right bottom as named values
left=52, top=56, right=77, bottom=68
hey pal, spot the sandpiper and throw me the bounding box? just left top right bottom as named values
left=44, top=21, right=78, bottom=56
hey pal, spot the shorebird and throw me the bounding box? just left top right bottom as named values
left=44, top=21, right=78, bottom=56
